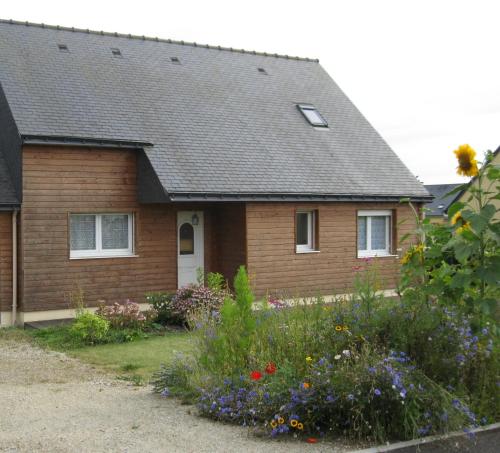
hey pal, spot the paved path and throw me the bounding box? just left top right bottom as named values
left=0, top=338, right=349, bottom=452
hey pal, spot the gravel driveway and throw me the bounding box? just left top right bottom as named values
left=0, top=337, right=350, bottom=453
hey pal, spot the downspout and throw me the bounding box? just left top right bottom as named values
left=11, top=209, right=18, bottom=326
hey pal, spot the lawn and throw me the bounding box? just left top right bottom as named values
left=70, top=332, right=194, bottom=381
left=0, top=327, right=194, bottom=383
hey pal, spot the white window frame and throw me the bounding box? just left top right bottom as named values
left=296, top=210, right=317, bottom=253
left=70, top=213, right=134, bottom=259
left=357, top=210, right=392, bottom=258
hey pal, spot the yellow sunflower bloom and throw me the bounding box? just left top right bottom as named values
left=451, top=211, right=471, bottom=234
left=335, top=325, right=342, bottom=331
left=297, top=422, right=304, bottom=430
left=278, top=417, right=285, bottom=425
left=270, top=420, right=278, bottom=428
left=342, top=325, right=349, bottom=331
left=454, top=144, right=479, bottom=177
left=306, top=356, right=313, bottom=363
left=290, top=419, right=298, bottom=427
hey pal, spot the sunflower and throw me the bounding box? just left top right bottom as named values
left=335, top=325, right=342, bottom=331
left=297, top=422, right=304, bottom=430
left=451, top=211, right=463, bottom=225
left=454, top=144, right=479, bottom=177
left=270, top=420, right=278, bottom=428
left=278, top=417, right=285, bottom=425
left=451, top=211, right=471, bottom=233
left=290, top=419, right=298, bottom=428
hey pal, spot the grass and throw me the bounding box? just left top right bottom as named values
left=1, top=326, right=194, bottom=384
left=69, top=333, right=193, bottom=381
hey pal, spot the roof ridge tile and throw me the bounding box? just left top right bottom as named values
left=0, top=18, right=319, bottom=62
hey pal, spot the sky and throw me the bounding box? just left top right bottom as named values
left=2, top=0, right=498, bottom=185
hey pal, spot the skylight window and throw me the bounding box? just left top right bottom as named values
left=257, top=67, right=267, bottom=74
left=57, top=44, right=69, bottom=52
left=297, top=104, right=328, bottom=128
left=170, top=56, right=181, bottom=64
left=111, top=48, right=122, bottom=57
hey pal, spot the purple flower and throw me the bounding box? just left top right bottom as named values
left=367, top=366, right=376, bottom=374
left=161, top=387, right=170, bottom=397
left=374, top=388, right=381, bottom=396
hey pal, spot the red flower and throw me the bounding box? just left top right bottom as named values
left=265, top=362, right=277, bottom=375
left=306, top=437, right=318, bottom=444
left=250, top=370, right=263, bottom=381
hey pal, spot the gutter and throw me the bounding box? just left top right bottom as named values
left=22, top=134, right=153, bottom=149
left=11, top=209, right=18, bottom=326
left=168, top=192, right=434, bottom=203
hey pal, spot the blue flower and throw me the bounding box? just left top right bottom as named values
left=367, top=366, right=376, bottom=374
left=161, top=387, right=170, bottom=397
left=374, top=388, right=381, bottom=396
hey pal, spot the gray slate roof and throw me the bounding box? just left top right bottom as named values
left=0, top=20, right=430, bottom=200
left=0, top=149, right=17, bottom=206
left=424, top=184, right=461, bottom=216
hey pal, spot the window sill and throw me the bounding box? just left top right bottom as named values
left=296, top=249, right=320, bottom=254
left=70, top=254, right=139, bottom=260
left=357, top=254, right=398, bottom=259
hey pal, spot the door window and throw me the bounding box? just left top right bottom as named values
left=179, top=223, right=194, bottom=255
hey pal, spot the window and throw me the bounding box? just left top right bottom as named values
left=179, top=223, right=194, bottom=255
left=57, top=44, right=69, bottom=52
left=111, top=48, right=122, bottom=57
left=357, top=210, right=392, bottom=257
left=257, top=67, right=268, bottom=74
left=70, top=213, right=133, bottom=258
left=297, top=104, right=328, bottom=127
left=170, top=56, right=181, bottom=64
left=296, top=210, right=317, bottom=253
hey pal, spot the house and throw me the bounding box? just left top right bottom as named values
left=424, top=184, right=461, bottom=223
left=0, top=20, right=431, bottom=326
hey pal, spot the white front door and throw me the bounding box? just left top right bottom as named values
left=177, top=211, right=204, bottom=288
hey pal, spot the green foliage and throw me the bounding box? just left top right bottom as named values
left=157, top=264, right=498, bottom=442
left=400, top=150, right=499, bottom=322
left=69, top=311, right=110, bottom=345
left=146, top=292, right=175, bottom=325
left=206, top=272, right=226, bottom=292
left=197, top=266, right=257, bottom=377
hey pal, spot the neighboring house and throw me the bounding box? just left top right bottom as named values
left=452, top=146, right=500, bottom=220
left=0, top=20, right=431, bottom=326
left=424, top=184, right=461, bottom=223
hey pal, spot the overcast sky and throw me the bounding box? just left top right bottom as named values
left=3, top=0, right=498, bottom=185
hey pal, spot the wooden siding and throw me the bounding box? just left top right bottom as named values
left=214, top=204, right=247, bottom=285
left=20, top=146, right=248, bottom=312
left=246, top=202, right=419, bottom=297
left=0, top=212, right=12, bottom=312
left=21, top=146, right=178, bottom=311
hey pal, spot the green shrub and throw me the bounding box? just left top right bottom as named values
left=146, top=292, right=175, bottom=325
left=69, top=311, right=110, bottom=345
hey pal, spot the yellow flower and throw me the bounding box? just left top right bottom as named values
left=401, top=243, right=424, bottom=265
left=451, top=211, right=463, bottom=225
left=451, top=211, right=471, bottom=234
left=303, top=382, right=311, bottom=389
left=278, top=417, right=285, bottom=425
left=290, top=419, right=298, bottom=428
left=306, top=356, right=313, bottom=363
left=335, top=325, right=342, bottom=331
left=297, top=422, right=304, bottom=430
left=454, top=144, right=479, bottom=177
left=342, top=325, right=349, bottom=331
left=270, top=420, right=278, bottom=428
